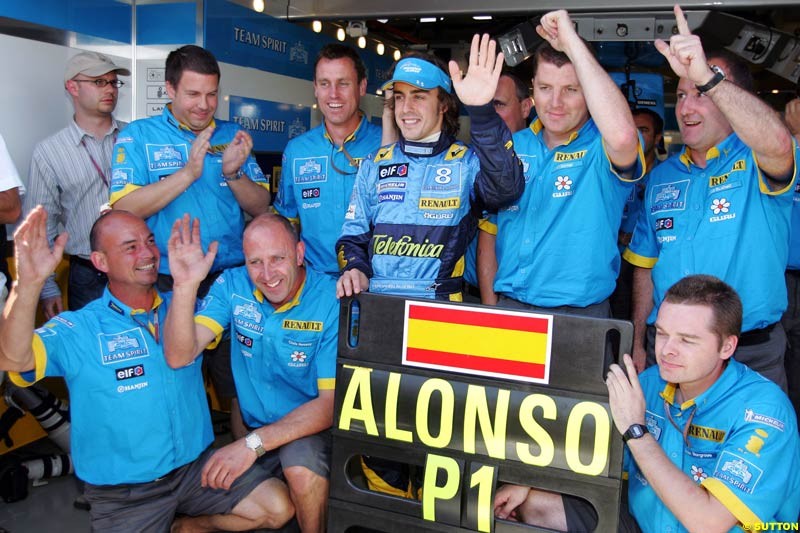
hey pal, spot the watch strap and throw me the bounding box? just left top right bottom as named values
left=622, top=423, right=648, bottom=442
left=696, top=66, right=725, bottom=94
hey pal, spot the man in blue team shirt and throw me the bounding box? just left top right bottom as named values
left=163, top=213, right=338, bottom=533
left=485, top=9, right=643, bottom=322
left=495, top=275, right=800, bottom=532
left=0, top=208, right=292, bottom=532
left=274, top=43, right=382, bottom=276
left=110, top=45, right=271, bottom=432
left=625, top=6, right=796, bottom=384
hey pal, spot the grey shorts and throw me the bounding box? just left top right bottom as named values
left=83, top=447, right=271, bottom=533
left=256, top=429, right=332, bottom=479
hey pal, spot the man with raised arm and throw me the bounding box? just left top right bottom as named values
left=163, top=213, right=338, bottom=533
left=625, top=6, right=796, bottom=386
left=485, top=10, right=643, bottom=323
left=0, top=208, right=292, bottom=532
left=336, top=34, right=524, bottom=302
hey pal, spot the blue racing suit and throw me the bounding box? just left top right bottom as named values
left=336, top=104, right=524, bottom=301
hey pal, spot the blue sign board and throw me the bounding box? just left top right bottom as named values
left=205, top=0, right=394, bottom=93
left=229, top=95, right=311, bottom=153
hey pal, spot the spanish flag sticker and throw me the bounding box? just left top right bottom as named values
left=402, top=301, right=553, bottom=384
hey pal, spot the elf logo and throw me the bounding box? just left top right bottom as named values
left=115, top=364, right=145, bottom=381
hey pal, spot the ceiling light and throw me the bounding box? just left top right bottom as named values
left=378, top=19, right=388, bottom=24
left=336, top=28, right=346, bottom=41
left=357, top=36, right=367, bottom=49
left=252, top=0, right=264, bottom=12
left=393, top=49, right=402, bottom=61
left=473, top=15, right=492, bottom=21
left=420, top=17, right=437, bottom=23
left=312, top=20, right=322, bottom=33
left=376, top=42, right=385, bottom=55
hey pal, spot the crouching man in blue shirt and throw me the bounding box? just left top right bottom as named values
left=495, top=275, right=800, bottom=532
left=163, top=213, right=338, bottom=533
left=0, top=207, right=293, bottom=532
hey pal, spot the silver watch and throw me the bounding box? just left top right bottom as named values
left=245, top=432, right=266, bottom=457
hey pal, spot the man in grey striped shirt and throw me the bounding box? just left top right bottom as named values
left=23, top=51, right=130, bottom=317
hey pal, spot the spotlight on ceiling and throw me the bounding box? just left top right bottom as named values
left=336, top=27, right=346, bottom=41
left=312, top=20, right=322, bottom=33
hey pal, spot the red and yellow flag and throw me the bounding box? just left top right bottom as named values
left=402, top=302, right=553, bottom=384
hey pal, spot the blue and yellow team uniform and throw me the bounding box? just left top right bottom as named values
left=194, top=266, right=338, bottom=428
left=623, top=134, right=796, bottom=331
left=336, top=104, right=524, bottom=301
left=274, top=117, right=382, bottom=275
left=488, top=118, right=643, bottom=307
left=628, top=360, right=800, bottom=531
left=109, top=106, right=269, bottom=275
left=9, top=289, right=212, bottom=486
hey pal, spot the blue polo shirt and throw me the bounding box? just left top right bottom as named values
left=9, top=289, right=213, bottom=486
left=274, top=117, right=382, bottom=275
left=488, top=118, right=643, bottom=307
left=195, top=266, right=338, bottom=428
left=628, top=360, right=800, bottom=531
left=624, top=133, right=795, bottom=331
left=110, top=106, right=269, bottom=275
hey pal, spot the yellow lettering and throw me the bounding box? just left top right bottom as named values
left=516, top=394, right=556, bottom=466
left=564, top=402, right=610, bottom=476
left=337, top=366, right=379, bottom=436
left=463, top=385, right=509, bottom=459
left=469, top=465, right=495, bottom=532
left=422, top=454, right=461, bottom=522
left=416, top=379, right=454, bottom=448
left=385, top=372, right=413, bottom=443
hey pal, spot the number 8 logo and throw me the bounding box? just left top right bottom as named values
left=434, top=167, right=452, bottom=184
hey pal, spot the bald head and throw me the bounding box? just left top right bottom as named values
left=244, top=213, right=299, bottom=245
left=90, top=210, right=148, bottom=253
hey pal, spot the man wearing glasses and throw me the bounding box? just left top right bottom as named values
left=274, top=43, right=382, bottom=276
left=23, top=51, right=130, bottom=315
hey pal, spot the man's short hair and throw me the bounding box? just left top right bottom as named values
left=501, top=72, right=530, bottom=101
left=90, top=210, right=132, bottom=252
left=531, top=41, right=594, bottom=79
left=706, top=48, right=754, bottom=94
left=632, top=108, right=664, bottom=135
left=245, top=213, right=299, bottom=244
left=386, top=51, right=460, bottom=137
left=165, top=45, right=221, bottom=88
left=314, top=43, right=367, bottom=83
left=663, top=275, right=743, bottom=346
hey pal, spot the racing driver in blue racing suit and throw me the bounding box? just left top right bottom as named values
left=336, top=34, right=524, bottom=302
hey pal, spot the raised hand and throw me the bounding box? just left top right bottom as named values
left=13, top=206, right=67, bottom=287
left=448, top=34, right=504, bottom=106
left=222, top=130, right=254, bottom=177
left=167, top=214, right=218, bottom=287
left=654, top=5, right=712, bottom=85
left=536, top=10, right=582, bottom=55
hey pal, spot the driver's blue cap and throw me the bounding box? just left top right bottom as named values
left=381, top=57, right=453, bottom=94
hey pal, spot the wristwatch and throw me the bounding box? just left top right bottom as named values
left=223, top=167, right=245, bottom=181
left=622, top=423, right=649, bottom=442
left=245, top=432, right=266, bottom=457
left=696, top=65, right=725, bottom=94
